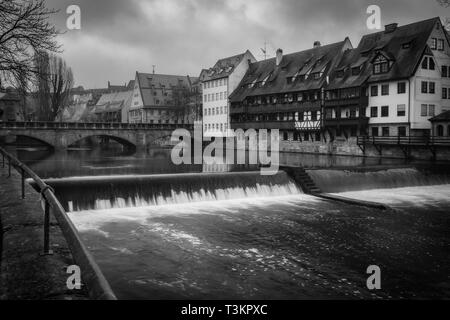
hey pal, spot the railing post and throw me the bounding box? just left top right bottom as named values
left=8, top=158, right=11, bottom=177
left=2, top=152, right=4, bottom=168
left=21, top=167, right=25, bottom=199
left=42, top=200, right=53, bottom=255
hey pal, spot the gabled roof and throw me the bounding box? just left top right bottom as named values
left=229, top=40, right=350, bottom=102
left=203, top=50, right=252, bottom=81
left=327, top=17, right=442, bottom=90
left=135, top=72, right=198, bottom=107
left=430, top=110, right=450, bottom=122
left=96, top=91, right=132, bottom=106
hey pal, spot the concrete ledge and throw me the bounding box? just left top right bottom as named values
left=313, top=193, right=390, bottom=210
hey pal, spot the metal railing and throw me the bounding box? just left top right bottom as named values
left=0, top=121, right=194, bottom=131
left=357, top=135, right=450, bottom=146
left=0, top=146, right=117, bottom=300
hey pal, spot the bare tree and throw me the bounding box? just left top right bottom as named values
left=437, top=0, right=450, bottom=7
left=0, top=0, right=60, bottom=88
left=35, top=52, right=74, bottom=121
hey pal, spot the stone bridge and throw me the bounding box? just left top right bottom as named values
left=0, top=121, right=194, bottom=150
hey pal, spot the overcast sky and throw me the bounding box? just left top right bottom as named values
left=45, top=0, right=449, bottom=88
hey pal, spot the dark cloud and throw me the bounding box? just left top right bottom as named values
left=43, top=0, right=448, bottom=88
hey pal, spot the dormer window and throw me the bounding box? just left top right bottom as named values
left=249, top=78, right=258, bottom=88
left=313, top=73, right=321, bottom=80
left=336, top=70, right=344, bottom=78
left=373, top=54, right=390, bottom=74
left=351, top=67, right=360, bottom=76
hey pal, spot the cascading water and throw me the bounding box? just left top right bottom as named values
left=41, top=171, right=302, bottom=212
left=308, top=167, right=450, bottom=193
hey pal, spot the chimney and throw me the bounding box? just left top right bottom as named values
left=385, top=23, right=398, bottom=33
left=313, top=41, right=321, bottom=48
left=276, top=49, right=283, bottom=66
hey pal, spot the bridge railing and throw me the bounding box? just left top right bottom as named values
left=0, top=121, right=194, bottom=131
left=0, top=146, right=117, bottom=300
left=357, top=135, right=450, bottom=146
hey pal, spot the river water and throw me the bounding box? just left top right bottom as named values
left=6, top=145, right=450, bottom=299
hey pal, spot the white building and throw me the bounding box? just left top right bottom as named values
left=201, top=50, right=256, bottom=138
left=365, top=18, right=450, bottom=137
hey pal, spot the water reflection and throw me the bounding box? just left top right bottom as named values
left=5, top=144, right=447, bottom=179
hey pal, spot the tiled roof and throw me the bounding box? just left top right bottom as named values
left=229, top=40, right=350, bottom=102
left=136, top=72, right=198, bottom=107
left=94, top=91, right=133, bottom=113
left=203, top=51, right=250, bottom=81
left=430, top=110, right=450, bottom=122
left=327, top=17, right=441, bottom=90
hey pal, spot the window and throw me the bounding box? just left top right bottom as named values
left=374, top=64, right=381, bottom=74
left=443, top=66, right=448, bottom=78
left=336, top=70, right=344, bottom=78
left=397, top=82, right=406, bottom=94
left=371, top=86, right=378, bottom=97
left=429, top=104, right=435, bottom=117
left=438, top=39, right=444, bottom=51
left=437, top=125, right=444, bottom=137
left=422, top=57, right=428, bottom=69
left=398, top=126, right=406, bottom=137
left=397, top=104, right=406, bottom=117
left=352, top=67, right=360, bottom=76
left=381, top=106, right=389, bottom=117
left=429, top=58, right=435, bottom=70
left=421, top=81, right=428, bottom=93
left=371, top=127, right=379, bottom=136
left=382, top=127, right=390, bottom=137
left=431, top=38, right=437, bottom=50
left=381, top=84, right=389, bottom=96
left=421, top=104, right=428, bottom=116
left=443, top=87, right=448, bottom=99
left=370, top=106, right=378, bottom=117
left=429, top=82, right=435, bottom=94
left=283, top=132, right=288, bottom=141
left=315, top=132, right=321, bottom=142
left=373, top=55, right=390, bottom=74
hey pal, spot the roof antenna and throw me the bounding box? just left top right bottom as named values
left=260, top=40, right=267, bottom=60
left=152, top=65, right=156, bottom=74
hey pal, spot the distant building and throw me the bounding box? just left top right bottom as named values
left=91, top=91, right=133, bottom=123
left=202, top=50, right=256, bottom=138
left=0, top=89, right=21, bottom=121
left=229, top=42, right=350, bottom=143
left=326, top=17, right=450, bottom=139
left=128, top=72, right=199, bottom=124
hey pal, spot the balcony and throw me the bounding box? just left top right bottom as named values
left=230, top=121, right=296, bottom=130
left=323, top=116, right=369, bottom=127
left=230, top=101, right=322, bottom=115
left=324, top=96, right=368, bottom=108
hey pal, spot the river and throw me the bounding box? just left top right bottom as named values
left=5, top=144, right=450, bottom=299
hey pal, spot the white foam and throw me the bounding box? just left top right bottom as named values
left=335, top=184, right=450, bottom=207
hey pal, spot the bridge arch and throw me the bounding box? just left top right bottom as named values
left=6, top=133, right=55, bottom=149
left=68, top=134, right=136, bottom=149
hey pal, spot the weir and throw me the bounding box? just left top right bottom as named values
left=37, top=171, right=302, bottom=212
left=308, top=167, right=450, bottom=193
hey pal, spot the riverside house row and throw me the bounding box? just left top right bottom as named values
left=226, top=17, right=450, bottom=155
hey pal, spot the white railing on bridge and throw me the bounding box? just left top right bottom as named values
left=0, top=121, right=194, bottom=131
